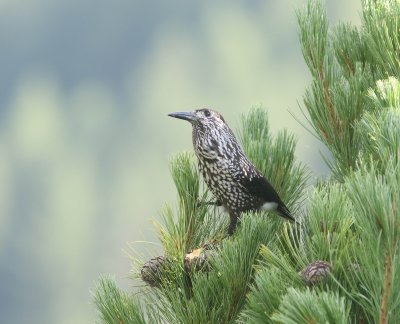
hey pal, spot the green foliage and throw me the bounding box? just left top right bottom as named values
left=148, top=216, right=282, bottom=324
left=297, top=0, right=328, bottom=78
left=297, top=0, right=400, bottom=180
left=238, top=247, right=303, bottom=324
left=158, top=153, right=221, bottom=259
left=295, top=2, right=400, bottom=321
left=293, top=184, right=356, bottom=279
left=93, top=277, right=146, bottom=324
left=93, top=1, right=400, bottom=323
left=343, top=163, right=400, bottom=323
left=271, top=288, right=350, bottom=324
left=368, top=77, right=400, bottom=109
left=355, top=78, right=400, bottom=171
left=362, top=0, right=400, bottom=78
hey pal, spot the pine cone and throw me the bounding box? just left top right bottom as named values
left=141, top=255, right=170, bottom=287
left=142, top=244, right=216, bottom=287
left=184, top=246, right=212, bottom=272
left=301, top=260, right=332, bottom=286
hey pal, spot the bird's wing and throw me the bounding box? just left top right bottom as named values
left=239, top=175, right=281, bottom=203
left=239, top=175, right=295, bottom=222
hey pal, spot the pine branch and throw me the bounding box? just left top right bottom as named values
left=271, top=288, right=350, bottom=324
left=343, top=162, right=400, bottom=323
left=297, top=0, right=376, bottom=180
left=362, top=0, right=400, bottom=78
left=93, top=277, right=146, bottom=324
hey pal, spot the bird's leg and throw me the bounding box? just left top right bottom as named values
left=227, top=210, right=240, bottom=236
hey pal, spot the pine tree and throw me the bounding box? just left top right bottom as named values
left=93, top=0, right=400, bottom=323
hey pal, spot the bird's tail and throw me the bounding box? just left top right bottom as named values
left=277, top=203, right=295, bottom=222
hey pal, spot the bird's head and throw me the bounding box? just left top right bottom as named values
left=168, top=108, right=226, bottom=129
left=168, top=108, right=241, bottom=158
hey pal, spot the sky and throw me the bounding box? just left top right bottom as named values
left=0, top=1, right=361, bottom=323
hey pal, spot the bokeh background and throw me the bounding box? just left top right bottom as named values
left=0, top=1, right=360, bottom=323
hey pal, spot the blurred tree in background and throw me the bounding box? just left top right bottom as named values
left=94, top=0, right=400, bottom=323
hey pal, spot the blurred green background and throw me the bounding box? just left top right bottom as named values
left=0, top=1, right=360, bottom=323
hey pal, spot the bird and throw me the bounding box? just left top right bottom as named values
left=168, top=108, right=294, bottom=235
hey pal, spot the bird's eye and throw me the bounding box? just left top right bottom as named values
left=204, top=109, right=211, bottom=117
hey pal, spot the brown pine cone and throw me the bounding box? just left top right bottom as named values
left=301, top=260, right=332, bottom=286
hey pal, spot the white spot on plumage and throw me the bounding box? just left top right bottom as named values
left=261, top=202, right=278, bottom=211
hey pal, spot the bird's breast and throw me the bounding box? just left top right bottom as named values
left=198, top=157, right=230, bottom=186
left=198, top=157, right=257, bottom=210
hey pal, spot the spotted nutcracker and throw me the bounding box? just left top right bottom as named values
left=168, top=108, right=294, bottom=234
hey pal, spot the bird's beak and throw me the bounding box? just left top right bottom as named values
left=168, top=111, right=198, bottom=123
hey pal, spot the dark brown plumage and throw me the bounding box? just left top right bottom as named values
left=168, top=108, right=294, bottom=234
